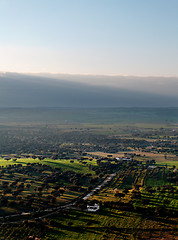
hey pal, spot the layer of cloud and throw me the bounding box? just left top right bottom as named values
left=0, top=72, right=177, bottom=108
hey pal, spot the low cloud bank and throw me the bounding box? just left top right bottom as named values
left=0, top=72, right=177, bottom=107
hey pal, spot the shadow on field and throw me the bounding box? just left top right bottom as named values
left=98, top=209, right=124, bottom=219
left=44, top=160, right=83, bottom=171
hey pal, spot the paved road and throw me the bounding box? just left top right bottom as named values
left=82, top=172, right=116, bottom=200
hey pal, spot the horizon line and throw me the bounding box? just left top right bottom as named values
left=1, top=71, right=178, bottom=78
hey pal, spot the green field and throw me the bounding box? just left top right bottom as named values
left=0, top=206, right=177, bottom=240
left=0, top=158, right=97, bottom=174
left=44, top=208, right=177, bottom=240
left=156, top=160, right=178, bottom=168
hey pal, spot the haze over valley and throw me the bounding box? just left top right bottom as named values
left=0, top=72, right=177, bottom=108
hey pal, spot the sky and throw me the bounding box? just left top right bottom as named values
left=0, top=0, right=178, bottom=76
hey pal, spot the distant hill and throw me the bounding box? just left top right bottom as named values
left=0, top=72, right=177, bottom=107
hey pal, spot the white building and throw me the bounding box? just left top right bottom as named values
left=87, top=203, right=100, bottom=212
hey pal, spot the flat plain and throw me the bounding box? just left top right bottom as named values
left=0, top=108, right=177, bottom=239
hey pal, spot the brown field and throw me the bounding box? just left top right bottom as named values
left=88, top=151, right=178, bottom=162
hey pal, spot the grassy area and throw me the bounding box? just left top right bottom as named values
left=44, top=208, right=178, bottom=240
left=0, top=207, right=176, bottom=240
left=156, top=160, right=178, bottom=168
left=0, top=158, right=97, bottom=174
left=43, top=158, right=97, bottom=174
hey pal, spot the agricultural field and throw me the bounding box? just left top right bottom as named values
left=0, top=158, right=101, bottom=217
left=44, top=208, right=178, bottom=240
left=0, top=108, right=177, bottom=239
left=0, top=155, right=177, bottom=239
left=0, top=207, right=177, bottom=240
left=44, top=159, right=178, bottom=240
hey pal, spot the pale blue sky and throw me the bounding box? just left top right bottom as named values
left=0, top=0, right=178, bottom=75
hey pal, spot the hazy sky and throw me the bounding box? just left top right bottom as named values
left=0, top=0, right=178, bottom=75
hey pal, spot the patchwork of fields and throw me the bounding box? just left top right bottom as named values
left=0, top=108, right=177, bottom=239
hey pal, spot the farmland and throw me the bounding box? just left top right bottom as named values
left=0, top=154, right=177, bottom=239
left=0, top=158, right=99, bottom=216
left=0, top=107, right=177, bottom=239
